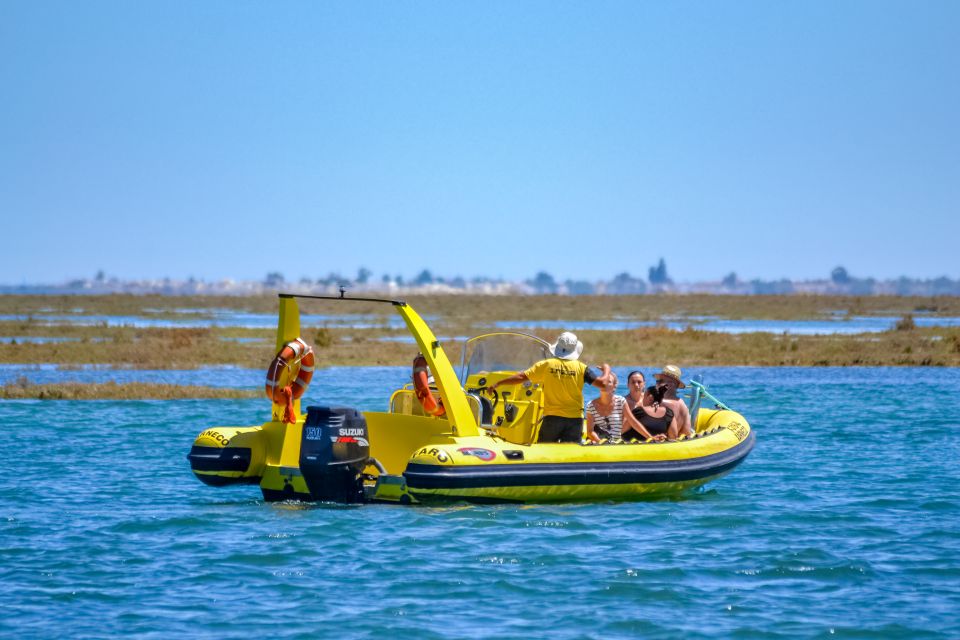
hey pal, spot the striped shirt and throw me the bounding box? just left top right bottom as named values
left=586, top=395, right=626, bottom=442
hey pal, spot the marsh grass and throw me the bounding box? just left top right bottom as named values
left=4, top=293, right=960, bottom=320
left=2, top=294, right=960, bottom=369
left=580, top=326, right=960, bottom=367
left=0, top=325, right=272, bottom=368
left=0, top=379, right=259, bottom=400
left=895, top=314, right=916, bottom=331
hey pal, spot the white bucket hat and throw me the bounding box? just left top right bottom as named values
left=550, top=331, right=583, bottom=361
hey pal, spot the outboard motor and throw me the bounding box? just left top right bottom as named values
left=300, top=406, right=370, bottom=503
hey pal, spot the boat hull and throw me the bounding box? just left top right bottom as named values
left=398, top=409, right=754, bottom=503
left=403, top=432, right=754, bottom=503
left=189, top=408, right=755, bottom=504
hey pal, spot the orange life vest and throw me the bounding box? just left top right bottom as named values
left=412, top=353, right=445, bottom=417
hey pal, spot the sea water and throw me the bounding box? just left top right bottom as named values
left=1, top=367, right=958, bottom=638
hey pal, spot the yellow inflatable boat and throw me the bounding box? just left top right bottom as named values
left=188, top=294, right=755, bottom=504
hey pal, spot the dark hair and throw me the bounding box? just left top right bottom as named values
left=645, top=384, right=666, bottom=404
left=627, top=370, right=645, bottom=384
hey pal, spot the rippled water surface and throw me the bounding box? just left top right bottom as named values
left=2, top=367, right=959, bottom=638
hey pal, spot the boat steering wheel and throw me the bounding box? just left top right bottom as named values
left=481, top=386, right=499, bottom=410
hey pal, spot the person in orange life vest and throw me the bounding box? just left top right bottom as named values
left=488, top=331, right=612, bottom=443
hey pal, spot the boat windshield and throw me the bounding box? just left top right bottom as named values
left=459, top=332, right=552, bottom=384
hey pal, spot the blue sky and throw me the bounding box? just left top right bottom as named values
left=1, top=1, right=957, bottom=284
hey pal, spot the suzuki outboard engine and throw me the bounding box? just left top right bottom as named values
left=300, top=406, right=370, bottom=503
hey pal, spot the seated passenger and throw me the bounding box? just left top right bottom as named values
left=624, top=370, right=646, bottom=413
left=654, top=364, right=693, bottom=438
left=586, top=372, right=626, bottom=443
left=621, top=384, right=675, bottom=442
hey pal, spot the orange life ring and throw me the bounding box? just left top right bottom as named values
left=412, top=353, right=445, bottom=417
left=265, top=337, right=315, bottom=423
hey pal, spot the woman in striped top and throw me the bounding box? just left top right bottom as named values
left=586, top=371, right=626, bottom=443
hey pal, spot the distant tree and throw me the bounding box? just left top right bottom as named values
left=722, top=272, right=738, bottom=288
left=299, top=277, right=313, bottom=286
left=750, top=279, right=795, bottom=295
left=529, top=271, right=558, bottom=294
left=356, top=267, right=372, bottom=284
left=565, top=280, right=595, bottom=295
left=264, top=272, right=285, bottom=287
left=933, top=276, right=955, bottom=295
left=648, top=259, right=671, bottom=285
left=316, top=272, right=345, bottom=286
left=414, top=270, right=434, bottom=286
left=894, top=276, right=913, bottom=296
left=95, top=270, right=106, bottom=282
left=450, top=276, right=466, bottom=288
left=381, top=274, right=392, bottom=284
left=608, top=272, right=647, bottom=294
left=831, top=266, right=850, bottom=285
left=849, top=278, right=877, bottom=296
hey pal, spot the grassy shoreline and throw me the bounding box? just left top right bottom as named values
left=0, top=380, right=260, bottom=400
left=3, top=292, right=960, bottom=319
left=4, top=291, right=960, bottom=399
left=1, top=294, right=959, bottom=377
left=2, top=324, right=959, bottom=368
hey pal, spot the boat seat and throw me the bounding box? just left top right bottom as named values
left=389, top=388, right=484, bottom=426
left=467, top=392, right=494, bottom=425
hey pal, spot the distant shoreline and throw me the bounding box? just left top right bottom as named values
left=4, top=265, right=960, bottom=297
left=2, top=294, right=959, bottom=378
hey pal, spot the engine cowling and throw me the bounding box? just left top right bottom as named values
left=299, top=406, right=370, bottom=503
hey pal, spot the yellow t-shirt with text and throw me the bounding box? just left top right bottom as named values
left=523, top=358, right=589, bottom=419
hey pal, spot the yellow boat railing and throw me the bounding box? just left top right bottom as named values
left=276, top=292, right=481, bottom=437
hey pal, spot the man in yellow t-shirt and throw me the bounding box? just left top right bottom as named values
left=488, top=331, right=611, bottom=443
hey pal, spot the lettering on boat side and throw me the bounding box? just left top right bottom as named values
left=726, top=421, right=748, bottom=442
left=415, top=447, right=450, bottom=463
left=458, top=447, right=496, bottom=461
left=199, top=430, right=230, bottom=447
